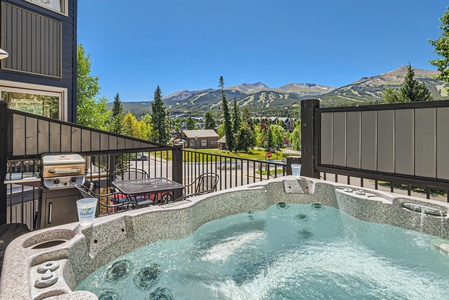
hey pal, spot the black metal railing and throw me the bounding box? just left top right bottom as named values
left=181, top=150, right=287, bottom=194
left=4, top=149, right=176, bottom=230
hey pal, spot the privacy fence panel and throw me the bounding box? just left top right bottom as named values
left=317, top=100, right=449, bottom=189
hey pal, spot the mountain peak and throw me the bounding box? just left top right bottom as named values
left=385, top=66, right=438, bottom=78
left=231, top=82, right=270, bottom=92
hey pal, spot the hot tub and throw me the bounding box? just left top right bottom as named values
left=2, top=177, right=449, bottom=299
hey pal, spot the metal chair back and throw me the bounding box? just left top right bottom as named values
left=192, top=172, right=219, bottom=194
left=171, top=173, right=219, bottom=203
left=112, top=168, right=149, bottom=181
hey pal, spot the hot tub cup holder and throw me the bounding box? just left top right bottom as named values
left=23, top=229, right=75, bottom=249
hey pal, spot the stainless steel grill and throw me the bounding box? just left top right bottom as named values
left=41, top=154, right=85, bottom=189
left=38, top=154, right=86, bottom=229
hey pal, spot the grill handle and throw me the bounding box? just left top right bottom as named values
left=48, top=168, right=81, bottom=174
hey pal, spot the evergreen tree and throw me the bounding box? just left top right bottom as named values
left=400, top=65, right=432, bottom=102
left=110, top=93, right=128, bottom=174
left=204, top=112, right=216, bottom=130
left=232, top=97, right=241, bottom=134
left=220, top=76, right=234, bottom=151
left=430, top=7, right=449, bottom=85
left=382, top=65, right=432, bottom=103
left=242, top=108, right=254, bottom=130
left=266, top=127, right=273, bottom=151
left=150, top=86, right=169, bottom=144
left=110, top=93, right=124, bottom=134
left=186, top=116, right=195, bottom=130
left=235, top=125, right=256, bottom=153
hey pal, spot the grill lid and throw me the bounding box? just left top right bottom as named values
left=42, top=154, right=85, bottom=166
left=41, top=154, right=86, bottom=181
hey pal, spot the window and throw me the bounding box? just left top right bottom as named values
left=0, top=81, right=67, bottom=120
left=201, top=140, right=207, bottom=147
left=27, top=0, right=67, bottom=15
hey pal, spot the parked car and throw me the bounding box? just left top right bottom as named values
left=135, top=153, right=149, bottom=161
left=219, top=161, right=242, bottom=170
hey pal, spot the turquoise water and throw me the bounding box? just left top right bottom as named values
left=76, top=204, right=449, bottom=300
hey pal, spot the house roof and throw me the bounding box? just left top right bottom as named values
left=217, top=136, right=226, bottom=143
left=182, top=129, right=218, bottom=138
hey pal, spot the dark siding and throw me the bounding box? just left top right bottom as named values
left=0, top=0, right=77, bottom=122
left=2, top=3, right=61, bottom=77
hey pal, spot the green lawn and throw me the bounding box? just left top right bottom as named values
left=187, top=148, right=287, bottom=161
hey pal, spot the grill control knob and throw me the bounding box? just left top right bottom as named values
left=53, top=179, right=60, bottom=185
left=71, top=177, right=77, bottom=183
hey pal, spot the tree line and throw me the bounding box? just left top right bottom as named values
left=77, top=46, right=301, bottom=151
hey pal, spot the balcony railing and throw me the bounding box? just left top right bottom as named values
left=4, top=149, right=287, bottom=230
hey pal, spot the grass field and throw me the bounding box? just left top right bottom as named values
left=187, top=148, right=287, bottom=161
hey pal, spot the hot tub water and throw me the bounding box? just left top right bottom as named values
left=76, top=204, right=449, bottom=300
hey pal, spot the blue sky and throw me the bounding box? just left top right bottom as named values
left=78, top=1, right=448, bottom=102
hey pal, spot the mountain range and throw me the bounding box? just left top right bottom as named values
left=110, top=66, right=449, bottom=114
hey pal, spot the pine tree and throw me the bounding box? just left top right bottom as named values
left=110, top=93, right=128, bottom=174
left=242, top=108, right=253, bottom=130
left=150, top=86, right=169, bottom=144
left=204, top=112, right=216, bottom=130
left=400, top=65, right=432, bottom=102
left=382, top=65, right=432, bottom=103
left=266, top=127, right=273, bottom=151
left=235, top=125, right=256, bottom=153
left=220, top=76, right=234, bottom=151
left=232, top=97, right=241, bottom=134
left=110, top=93, right=124, bottom=134
left=186, top=116, right=195, bottom=130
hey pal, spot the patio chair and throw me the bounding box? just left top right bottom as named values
left=111, top=168, right=156, bottom=206
left=164, top=173, right=219, bottom=204
left=112, top=168, right=149, bottom=181
left=74, top=183, right=132, bottom=215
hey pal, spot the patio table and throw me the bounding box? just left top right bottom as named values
left=112, top=177, right=185, bottom=205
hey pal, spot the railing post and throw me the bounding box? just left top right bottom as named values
left=172, top=145, right=183, bottom=199
left=301, top=99, right=320, bottom=178
left=0, top=101, right=8, bottom=224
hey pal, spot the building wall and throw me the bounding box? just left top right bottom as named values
left=185, top=136, right=218, bottom=149
left=0, top=0, right=77, bottom=121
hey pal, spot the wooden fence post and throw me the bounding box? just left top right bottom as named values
left=0, top=101, right=8, bottom=224
left=301, top=99, right=320, bottom=178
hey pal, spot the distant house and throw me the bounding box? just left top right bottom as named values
left=176, top=130, right=218, bottom=149
left=217, top=136, right=226, bottom=150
